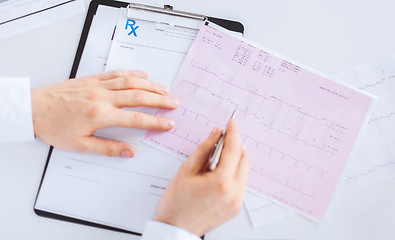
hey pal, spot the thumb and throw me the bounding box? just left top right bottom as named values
left=182, top=127, right=222, bottom=173
left=80, top=136, right=135, bottom=158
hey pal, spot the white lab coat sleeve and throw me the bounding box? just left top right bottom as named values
left=0, top=78, right=35, bottom=143
left=141, top=221, right=201, bottom=240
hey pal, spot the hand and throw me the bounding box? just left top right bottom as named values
left=31, top=70, right=179, bottom=157
left=155, top=120, right=250, bottom=236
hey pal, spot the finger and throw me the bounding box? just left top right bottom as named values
left=235, top=144, right=251, bottom=190
left=216, top=119, right=243, bottom=176
left=229, top=147, right=250, bottom=217
left=102, top=76, right=170, bottom=95
left=107, top=109, right=176, bottom=130
left=112, top=90, right=178, bottom=109
left=80, top=136, right=135, bottom=158
left=79, top=70, right=149, bottom=81
left=182, top=127, right=222, bottom=173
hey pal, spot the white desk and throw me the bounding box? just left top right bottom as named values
left=1, top=0, right=395, bottom=239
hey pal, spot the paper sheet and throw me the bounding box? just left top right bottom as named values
left=35, top=7, right=243, bottom=233
left=76, top=5, right=119, bottom=77
left=94, top=8, right=203, bottom=146
left=34, top=6, right=184, bottom=233
left=105, top=8, right=201, bottom=89
left=244, top=192, right=292, bottom=228
left=0, top=0, right=85, bottom=40
left=35, top=147, right=181, bottom=232
left=334, top=55, right=395, bottom=194
left=146, top=23, right=373, bottom=220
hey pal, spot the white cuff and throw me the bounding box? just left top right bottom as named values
left=141, top=220, right=201, bottom=240
left=0, top=78, right=35, bottom=144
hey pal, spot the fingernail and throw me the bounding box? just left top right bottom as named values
left=161, top=87, right=170, bottom=95
left=168, top=120, right=175, bottom=128
left=210, top=127, right=219, bottom=136
left=133, top=71, right=148, bottom=78
left=172, top=100, right=180, bottom=108
left=121, top=150, right=133, bottom=158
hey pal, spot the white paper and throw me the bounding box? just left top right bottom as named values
left=35, top=7, right=247, bottom=233
left=96, top=8, right=203, bottom=144
left=334, top=55, right=395, bottom=194
left=35, top=6, right=204, bottom=233
left=0, top=0, right=85, bottom=40
left=35, top=147, right=181, bottom=232
left=244, top=192, right=292, bottom=228
left=106, top=8, right=202, bottom=85
left=34, top=5, right=184, bottom=233
left=76, top=5, right=119, bottom=77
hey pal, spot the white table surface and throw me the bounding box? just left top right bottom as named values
left=1, top=0, right=395, bottom=239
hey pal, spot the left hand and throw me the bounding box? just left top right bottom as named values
left=31, top=70, right=179, bottom=157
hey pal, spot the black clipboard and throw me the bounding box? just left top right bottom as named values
left=34, top=0, right=244, bottom=236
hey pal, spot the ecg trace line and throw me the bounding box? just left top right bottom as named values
left=247, top=202, right=274, bottom=213
left=191, top=63, right=270, bottom=99
left=158, top=118, right=331, bottom=176
left=344, top=161, right=395, bottom=183
left=368, top=112, right=395, bottom=124
left=188, top=64, right=347, bottom=133
left=256, top=122, right=338, bottom=156
left=167, top=128, right=201, bottom=145
left=359, top=75, right=395, bottom=90
left=249, top=168, right=319, bottom=200
left=242, top=133, right=329, bottom=175
left=163, top=113, right=332, bottom=175
left=180, top=78, right=346, bottom=134
left=174, top=106, right=338, bottom=156
left=177, top=106, right=224, bottom=127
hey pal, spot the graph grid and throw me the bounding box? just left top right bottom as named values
left=145, top=24, right=372, bottom=220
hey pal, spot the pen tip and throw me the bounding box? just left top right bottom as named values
left=231, top=109, right=237, bottom=119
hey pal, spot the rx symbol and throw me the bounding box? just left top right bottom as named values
left=125, top=19, right=139, bottom=37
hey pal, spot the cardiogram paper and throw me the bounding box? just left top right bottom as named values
left=145, top=23, right=373, bottom=220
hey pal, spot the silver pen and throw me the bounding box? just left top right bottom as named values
left=207, top=109, right=237, bottom=171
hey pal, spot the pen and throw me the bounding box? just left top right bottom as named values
left=206, top=109, right=237, bottom=171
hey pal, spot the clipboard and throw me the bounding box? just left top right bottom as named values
left=70, top=0, right=243, bottom=78
left=34, top=0, right=244, bottom=236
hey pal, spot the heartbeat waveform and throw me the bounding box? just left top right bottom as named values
left=178, top=106, right=224, bottom=127
left=359, top=75, right=395, bottom=90
left=165, top=109, right=331, bottom=174
left=345, top=161, right=395, bottom=183
left=250, top=168, right=318, bottom=200
left=191, top=64, right=270, bottom=98
left=247, top=202, right=274, bottom=213
left=180, top=77, right=346, bottom=134
left=179, top=78, right=342, bottom=155
left=368, top=112, right=395, bottom=124
left=259, top=124, right=337, bottom=156
left=180, top=80, right=242, bottom=108
left=244, top=133, right=329, bottom=175
left=174, top=106, right=338, bottom=156
left=189, top=63, right=347, bottom=133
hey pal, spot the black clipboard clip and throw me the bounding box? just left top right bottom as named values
left=126, top=2, right=207, bottom=30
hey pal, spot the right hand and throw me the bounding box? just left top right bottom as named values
left=155, top=120, right=250, bottom=236
left=31, top=70, right=179, bottom=158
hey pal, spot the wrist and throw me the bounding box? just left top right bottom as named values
left=155, top=216, right=205, bottom=237
left=30, top=87, right=44, bottom=138
left=142, top=220, right=201, bottom=240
